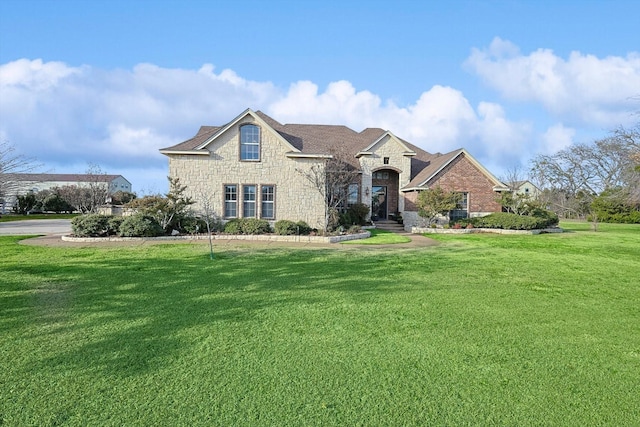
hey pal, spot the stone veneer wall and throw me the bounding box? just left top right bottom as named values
left=167, top=115, right=327, bottom=229
left=358, top=134, right=413, bottom=215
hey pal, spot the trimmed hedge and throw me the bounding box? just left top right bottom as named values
left=274, top=220, right=312, bottom=235
left=457, top=211, right=558, bottom=230
left=71, top=214, right=111, bottom=237
left=119, top=214, right=164, bottom=237
left=224, top=218, right=272, bottom=235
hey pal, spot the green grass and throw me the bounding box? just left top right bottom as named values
left=0, top=213, right=77, bottom=222
left=1, top=222, right=639, bottom=426
left=341, top=228, right=412, bottom=245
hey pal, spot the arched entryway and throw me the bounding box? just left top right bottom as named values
left=371, top=168, right=400, bottom=220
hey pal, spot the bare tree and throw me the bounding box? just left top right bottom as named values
left=197, top=191, right=220, bottom=260
left=296, top=147, right=361, bottom=234
left=0, top=140, right=42, bottom=212
left=498, top=164, right=535, bottom=215
left=84, top=163, right=110, bottom=213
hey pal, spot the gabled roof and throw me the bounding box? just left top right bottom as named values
left=402, top=149, right=508, bottom=191
left=159, top=109, right=504, bottom=188
left=356, top=131, right=417, bottom=157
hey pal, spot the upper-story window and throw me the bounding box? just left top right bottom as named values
left=240, top=124, right=260, bottom=161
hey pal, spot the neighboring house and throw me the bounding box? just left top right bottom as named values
left=509, top=180, right=541, bottom=199
left=1, top=173, right=132, bottom=213
left=160, top=109, right=508, bottom=230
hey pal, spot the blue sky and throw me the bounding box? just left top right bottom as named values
left=1, top=0, right=639, bottom=193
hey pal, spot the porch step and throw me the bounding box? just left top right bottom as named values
left=374, top=220, right=406, bottom=233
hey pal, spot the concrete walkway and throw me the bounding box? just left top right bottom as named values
left=0, top=219, right=71, bottom=236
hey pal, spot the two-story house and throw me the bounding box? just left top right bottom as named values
left=160, top=109, right=507, bottom=230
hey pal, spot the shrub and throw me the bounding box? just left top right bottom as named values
left=275, top=220, right=297, bottom=235
left=106, top=216, right=125, bottom=236
left=461, top=212, right=555, bottom=230
left=71, top=214, right=110, bottom=237
left=119, top=214, right=164, bottom=237
left=296, top=221, right=312, bottom=235
left=223, top=219, right=242, bottom=234
left=348, top=203, right=370, bottom=225
left=223, top=218, right=273, bottom=234
left=180, top=215, right=208, bottom=234
left=241, top=218, right=272, bottom=235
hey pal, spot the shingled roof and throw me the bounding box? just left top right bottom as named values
left=10, top=173, right=127, bottom=183
left=160, top=110, right=457, bottom=182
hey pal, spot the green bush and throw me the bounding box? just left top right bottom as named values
left=296, top=221, right=312, bottom=235
left=224, top=218, right=272, bottom=234
left=348, top=203, right=370, bottom=225
left=180, top=215, right=208, bottom=234
left=224, top=219, right=242, bottom=234
left=106, top=216, right=125, bottom=236
left=71, top=214, right=111, bottom=237
left=275, top=220, right=297, bottom=235
left=458, top=212, right=557, bottom=230
left=274, top=220, right=312, bottom=235
left=240, top=218, right=272, bottom=234
left=119, top=214, right=164, bottom=237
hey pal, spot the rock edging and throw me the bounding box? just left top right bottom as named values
left=412, top=227, right=563, bottom=235
left=61, top=231, right=371, bottom=244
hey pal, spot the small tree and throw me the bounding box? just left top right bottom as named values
left=416, top=187, right=461, bottom=226
left=126, top=177, right=194, bottom=233
left=297, top=147, right=360, bottom=234
left=197, top=191, right=220, bottom=260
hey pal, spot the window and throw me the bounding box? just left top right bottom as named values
left=261, top=185, right=275, bottom=219
left=243, top=185, right=256, bottom=217
left=373, top=171, right=389, bottom=180
left=449, top=192, right=468, bottom=221
left=347, top=184, right=359, bottom=206
left=383, top=157, right=390, bottom=165
left=224, top=185, right=237, bottom=218
left=240, top=124, right=260, bottom=161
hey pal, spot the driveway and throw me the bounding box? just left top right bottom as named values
left=0, top=219, right=72, bottom=236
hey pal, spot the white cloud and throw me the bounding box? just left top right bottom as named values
left=0, top=59, right=279, bottom=170
left=270, top=81, right=530, bottom=163
left=540, top=123, right=576, bottom=155
left=466, top=37, right=640, bottom=126
left=2, top=53, right=631, bottom=191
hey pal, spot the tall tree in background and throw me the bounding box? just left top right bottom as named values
left=530, top=123, right=639, bottom=219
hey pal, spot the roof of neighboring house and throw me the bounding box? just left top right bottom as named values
left=160, top=109, right=503, bottom=187
left=10, top=173, right=130, bottom=184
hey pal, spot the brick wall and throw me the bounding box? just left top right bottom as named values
left=402, top=153, right=502, bottom=224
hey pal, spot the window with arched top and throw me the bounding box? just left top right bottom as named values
left=240, top=124, right=260, bottom=161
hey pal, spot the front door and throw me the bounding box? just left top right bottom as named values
left=371, top=186, right=387, bottom=220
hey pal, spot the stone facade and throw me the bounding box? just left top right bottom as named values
left=167, top=115, right=327, bottom=229
left=161, top=109, right=507, bottom=231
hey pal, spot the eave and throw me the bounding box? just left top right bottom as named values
left=286, top=152, right=333, bottom=159
left=159, top=150, right=210, bottom=156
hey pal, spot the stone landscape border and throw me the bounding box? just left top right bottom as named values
left=61, top=231, right=371, bottom=244
left=412, top=227, right=563, bottom=235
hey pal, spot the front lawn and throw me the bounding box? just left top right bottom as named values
left=341, top=228, right=411, bottom=245
left=1, top=222, right=638, bottom=425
